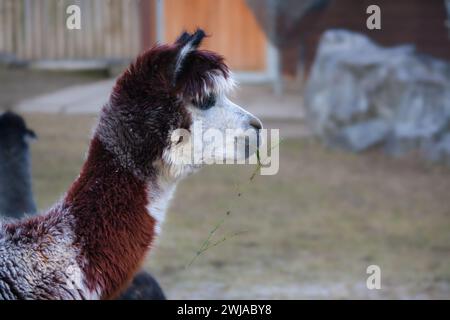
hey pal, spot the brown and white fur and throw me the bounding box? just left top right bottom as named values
left=0, top=29, right=262, bottom=300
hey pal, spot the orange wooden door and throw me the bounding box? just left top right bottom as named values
left=163, top=0, right=267, bottom=71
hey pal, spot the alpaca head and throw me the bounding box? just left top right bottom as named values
left=97, top=29, right=263, bottom=180
left=0, top=111, right=36, bottom=152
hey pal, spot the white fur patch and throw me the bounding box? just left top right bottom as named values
left=175, top=43, right=194, bottom=77
left=208, top=72, right=237, bottom=96
left=146, top=177, right=176, bottom=235
left=191, top=72, right=237, bottom=103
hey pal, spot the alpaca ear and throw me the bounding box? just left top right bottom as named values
left=25, top=128, right=37, bottom=139
left=175, top=31, right=191, bottom=45
left=173, top=29, right=206, bottom=85
left=23, top=128, right=37, bottom=144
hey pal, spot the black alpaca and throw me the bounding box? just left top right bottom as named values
left=0, top=111, right=165, bottom=300
left=119, top=272, right=166, bottom=300
left=0, top=112, right=36, bottom=218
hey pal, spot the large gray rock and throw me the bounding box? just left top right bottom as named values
left=424, top=133, right=450, bottom=166
left=334, top=119, right=390, bottom=152
left=304, top=30, right=450, bottom=163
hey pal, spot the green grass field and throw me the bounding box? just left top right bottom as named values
left=25, top=113, right=450, bottom=299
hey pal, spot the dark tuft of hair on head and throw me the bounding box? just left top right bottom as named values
left=173, top=29, right=207, bottom=86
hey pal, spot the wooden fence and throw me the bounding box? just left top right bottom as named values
left=0, top=0, right=143, bottom=62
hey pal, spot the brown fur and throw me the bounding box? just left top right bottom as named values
left=65, top=137, right=156, bottom=299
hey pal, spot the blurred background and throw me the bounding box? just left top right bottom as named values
left=0, top=0, right=449, bottom=299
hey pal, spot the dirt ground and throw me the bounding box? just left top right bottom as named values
left=23, top=113, right=450, bottom=299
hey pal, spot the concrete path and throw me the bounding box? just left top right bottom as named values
left=15, top=80, right=310, bottom=138
left=15, top=79, right=114, bottom=114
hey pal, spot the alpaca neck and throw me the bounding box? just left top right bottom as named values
left=0, top=144, right=36, bottom=218
left=64, top=136, right=163, bottom=299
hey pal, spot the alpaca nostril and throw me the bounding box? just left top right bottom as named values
left=249, top=117, right=263, bottom=131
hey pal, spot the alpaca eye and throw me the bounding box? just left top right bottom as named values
left=197, top=94, right=216, bottom=110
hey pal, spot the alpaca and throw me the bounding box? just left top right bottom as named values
left=0, top=29, right=262, bottom=300
left=0, top=112, right=37, bottom=218
left=118, top=271, right=166, bottom=300
left=0, top=112, right=166, bottom=300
